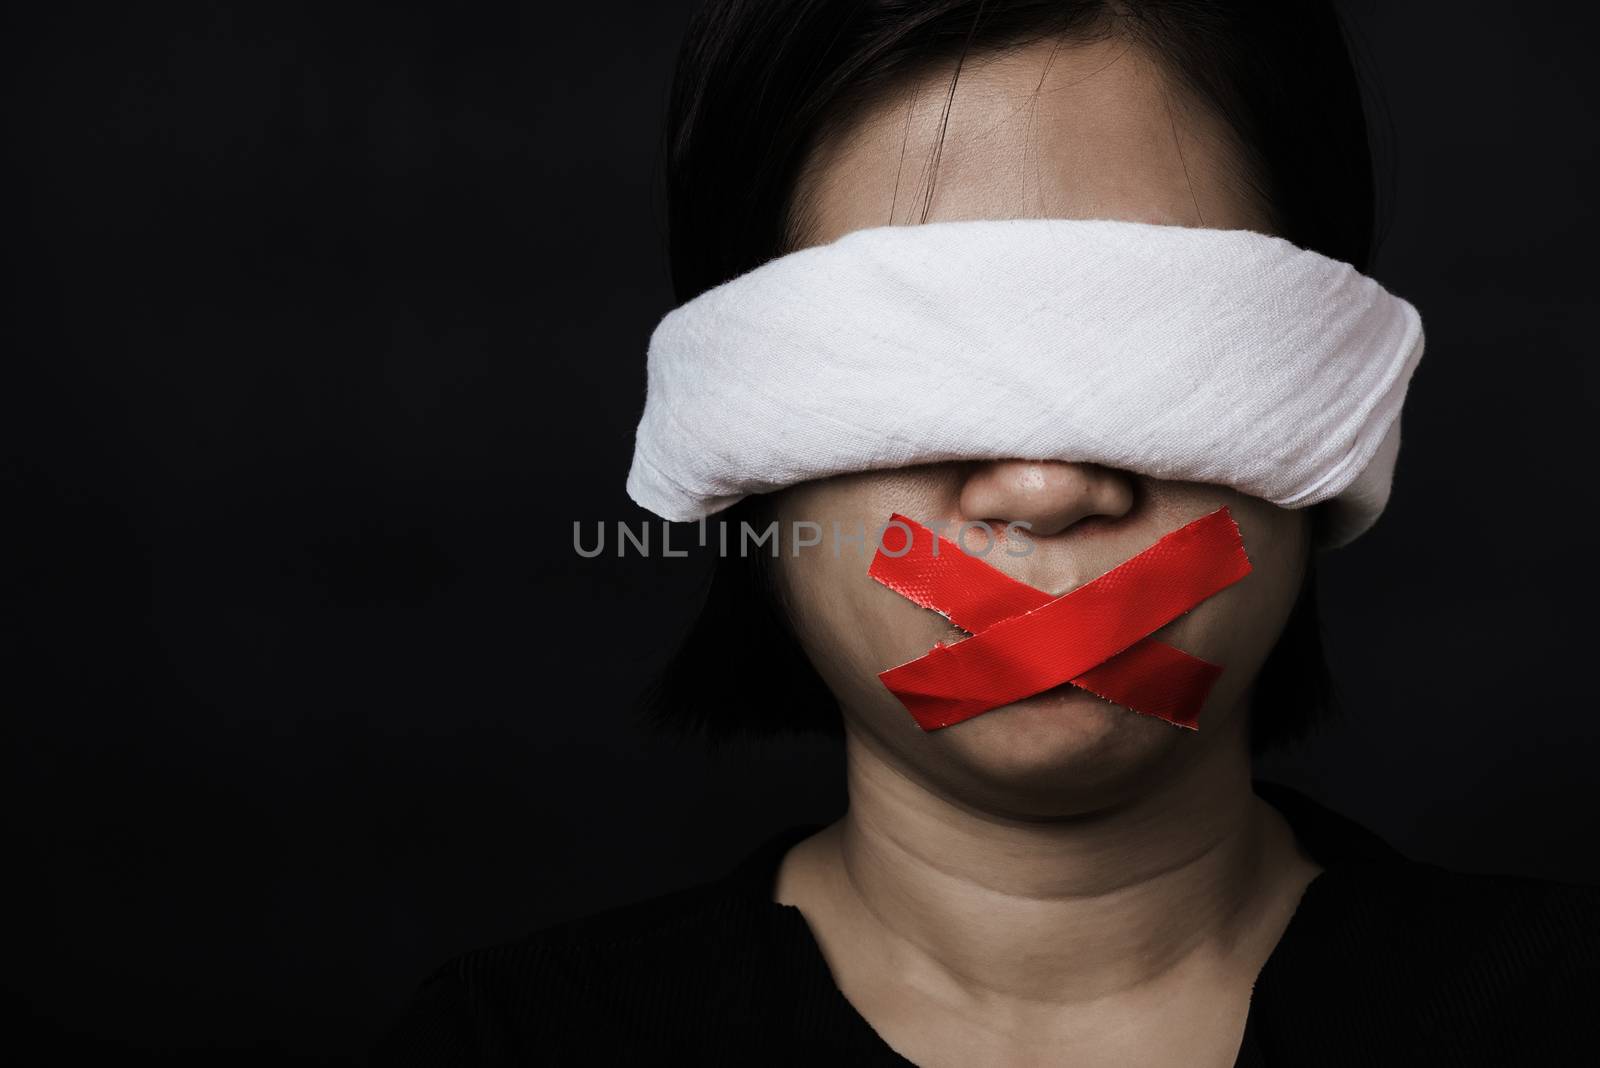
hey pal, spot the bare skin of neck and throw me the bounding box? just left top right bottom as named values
left=773, top=722, right=1323, bottom=1068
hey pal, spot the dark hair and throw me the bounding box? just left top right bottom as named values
left=640, top=0, right=1392, bottom=754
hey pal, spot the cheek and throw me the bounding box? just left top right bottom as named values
left=779, top=538, right=953, bottom=710
left=773, top=472, right=970, bottom=704
left=1163, top=571, right=1294, bottom=693
left=1159, top=497, right=1307, bottom=707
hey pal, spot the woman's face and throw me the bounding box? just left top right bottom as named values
left=768, top=36, right=1310, bottom=814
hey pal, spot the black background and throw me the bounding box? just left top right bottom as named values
left=7, top=1, right=1598, bottom=1062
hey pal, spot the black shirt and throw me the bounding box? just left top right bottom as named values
left=373, top=781, right=1599, bottom=1065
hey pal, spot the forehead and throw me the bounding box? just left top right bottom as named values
left=791, top=35, right=1272, bottom=250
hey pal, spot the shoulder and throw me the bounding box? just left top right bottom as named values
left=1258, top=779, right=1600, bottom=985
left=1259, top=859, right=1600, bottom=1064
left=1252, top=779, right=1600, bottom=1061
left=371, top=833, right=811, bottom=1066
left=371, top=883, right=736, bottom=1065
left=1328, top=859, right=1600, bottom=971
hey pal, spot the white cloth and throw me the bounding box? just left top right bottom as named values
left=626, top=217, right=1425, bottom=548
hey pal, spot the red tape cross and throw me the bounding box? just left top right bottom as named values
left=871, top=507, right=1252, bottom=731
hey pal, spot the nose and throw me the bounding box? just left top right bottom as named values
left=958, top=460, right=1135, bottom=538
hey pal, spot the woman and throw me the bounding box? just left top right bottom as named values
left=375, top=1, right=1597, bottom=1064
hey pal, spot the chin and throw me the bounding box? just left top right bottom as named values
left=929, top=688, right=1190, bottom=813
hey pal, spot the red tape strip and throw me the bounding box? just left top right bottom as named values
left=871, top=507, right=1252, bottom=731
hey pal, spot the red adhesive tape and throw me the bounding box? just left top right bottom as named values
left=871, top=507, right=1252, bottom=731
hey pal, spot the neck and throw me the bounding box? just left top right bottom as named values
left=794, top=721, right=1318, bottom=1009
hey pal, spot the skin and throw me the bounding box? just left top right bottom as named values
left=767, top=33, right=1324, bottom=1068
